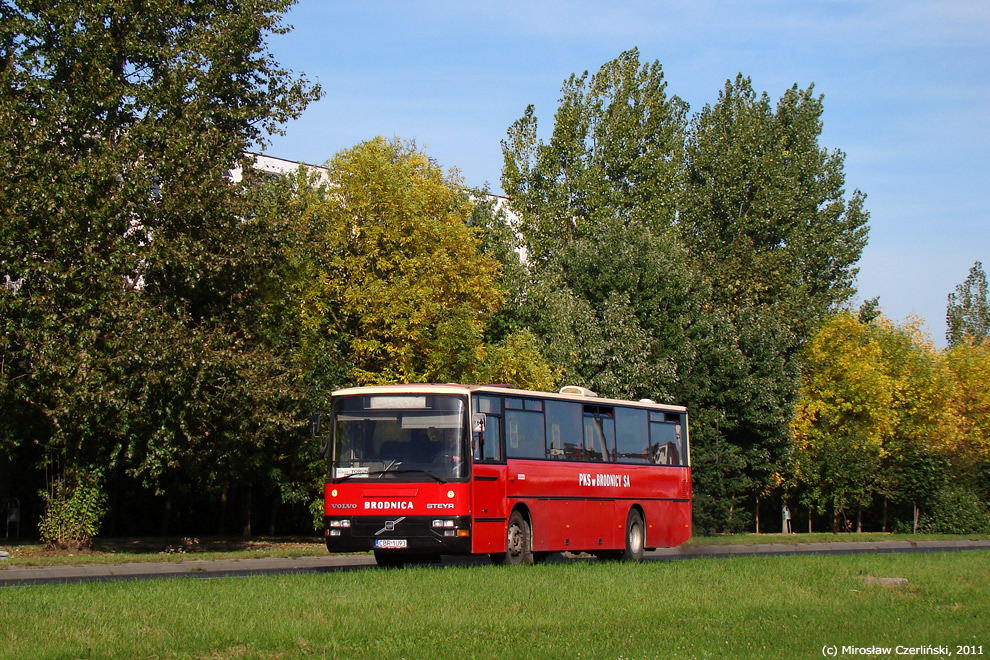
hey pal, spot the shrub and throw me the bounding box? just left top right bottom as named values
left=918, top=484, right=990, bottom=534
left=38, top=469, right=107, bottom=550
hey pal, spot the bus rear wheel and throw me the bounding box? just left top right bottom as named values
left=621, top=510, right=645, bottom=562
left=493, top=510, right=533, bottom=565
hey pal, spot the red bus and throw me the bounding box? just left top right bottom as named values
left=322, top=384, right=691, bottom=566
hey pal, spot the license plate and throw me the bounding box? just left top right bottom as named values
left=375, top=539, right=407, bottom=549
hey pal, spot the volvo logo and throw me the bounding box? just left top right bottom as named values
left=375, top=517, right=406, bottom=536
left=330, top=503, right=357, bottom=509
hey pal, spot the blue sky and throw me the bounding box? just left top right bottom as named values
left=264, top=1, right=989, bottom=347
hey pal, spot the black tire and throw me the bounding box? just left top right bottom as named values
left=620, top=510, right=646, bottom=562
left=493, top=510, right=533, bottom=565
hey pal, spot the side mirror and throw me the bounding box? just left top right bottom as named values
left=472, top=413, right=487, bottom=434
left=310, top=414, right=322, bottom=438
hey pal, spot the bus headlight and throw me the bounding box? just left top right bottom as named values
left=432, top=519, right=456, bottom=529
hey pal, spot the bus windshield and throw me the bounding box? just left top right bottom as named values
left=331, top=394, right=467, bottom=481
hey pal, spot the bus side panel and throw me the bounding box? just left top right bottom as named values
left=503, top=459, right=692, bottom=553
left=645, top=467, right=692, bottom=548
left=529, top=498, right=581, bottom=552
left=590, top=499, right=622, bottom=551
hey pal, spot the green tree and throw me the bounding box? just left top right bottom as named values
left=946, top=261, right=990, bottom=347
left=501, top=49, right=694, bottom=399
left=0, top=0, right=320, bottom=534
left=680, top=75, right=870, bottom=341
left=500, top=51, right=847, bottom=532
left=502, top=48, right=687, bottom=270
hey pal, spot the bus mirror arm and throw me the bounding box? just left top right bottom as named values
left=311, top=414, right=330, bottom=458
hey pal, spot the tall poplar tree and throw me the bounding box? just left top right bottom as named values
left=946, top=261, right=990, bottom=348
left=680, top=75, right=870, bottom=340
left=501, top=51, right=867, bottom=532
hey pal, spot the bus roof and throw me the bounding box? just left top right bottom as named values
left=330, top=383, right=688, bottom=414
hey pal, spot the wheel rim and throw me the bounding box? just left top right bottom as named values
left=507, top=521, right=525, bottom=556
left=629, top=520, right=643, bottom=552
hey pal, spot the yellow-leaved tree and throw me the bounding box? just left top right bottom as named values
left=944, top=338, right=990, bottom=494
left=293, top=137, right=555, bottom=390
left=791, top=312, right=896, bottom=531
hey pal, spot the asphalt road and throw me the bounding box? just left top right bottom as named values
left=2, top=539, right=988, bottom=587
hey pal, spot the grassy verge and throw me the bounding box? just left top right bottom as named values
left=0, top=537, right=328, bottom=568
left=3, top=532, right=989, bottom=568
left=1, top=551, right=987, bottom=658
left=684, top=532, right=990, bottom=546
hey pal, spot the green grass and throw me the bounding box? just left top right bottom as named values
left=2, top=551, right=987, bottom=659
left=684, top=532, right=990, bottom=546
left=0, top=538, right=328, bottom=568
left=5, top=532, right=987, bottom=569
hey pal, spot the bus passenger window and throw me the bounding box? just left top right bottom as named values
left=615, top=407, right=650, bottom=464
left=506, top=409, right=545, bottom=459
left=583, top=406, right=615, bottom=462
left=650, top=421, right=681, bottom=465
left=546, top=400, right=582, bottom=460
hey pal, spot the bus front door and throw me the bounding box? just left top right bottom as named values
left=471, top=463, right=507, bottom=553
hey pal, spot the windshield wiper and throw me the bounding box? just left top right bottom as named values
left=380, top=469, right=446, bottom=483
left=332, top=472, right=368, bottom=482
left=333, top=467, right=446, bottom=483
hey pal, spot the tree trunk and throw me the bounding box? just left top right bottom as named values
left=913, top=503, right=920, bottom=534
left=217, top=487, right=227, bottom=536
left=883, top=497, right=888, bottom=533
left=269, top=495, right=280, bottom=537
left=161, top=493, right=172, bottom=537
left=755, top=495, right=760, bottom=534
left=241, top=485, right=252, bottom=539
left=856, top=505, right=862, bottom=533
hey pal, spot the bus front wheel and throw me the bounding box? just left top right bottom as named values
left=493, top=510, right=533, bottom=565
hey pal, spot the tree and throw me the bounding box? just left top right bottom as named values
left=500, top=51, right=858, bottom=532
left=680, top=75, right=870, bottom=343
left=0, top=0, right=320, bottom=534
left=287, top=137, right=506, bottom=386
left=946, top=261, right=990, bottom=347
left=872, top=317, right=954, bottom=531
left=943, top=338, right=990, bottom=502
left=791, top=313, right=895, bottom=531
left=502, top=48, right=687, bottom=271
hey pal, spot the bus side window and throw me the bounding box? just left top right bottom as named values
left=615, top=407, right=650, bottom=464
left=505, top=408, right=545, bottom=459
left=546, top=400, right=582, bottom=460
left=583, top=406, right=616, bottom=462
left=649, top=415, right=682, bottom=466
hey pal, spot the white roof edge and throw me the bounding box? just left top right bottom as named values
left=331, top=383, right=687, bottom=413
